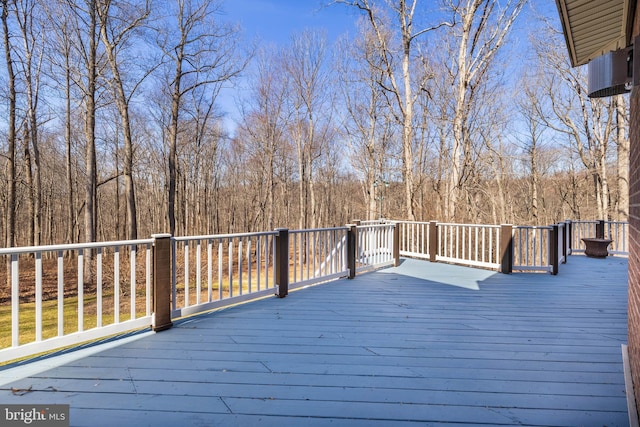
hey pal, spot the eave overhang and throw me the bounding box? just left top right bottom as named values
left=555, top=0, right=636, bottom=67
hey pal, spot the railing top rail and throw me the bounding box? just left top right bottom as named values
left=513, top=225, right=553, bottom=230
left=391, top=220, right=432, bottom=225
left=0, top=238, right=155, bottom=255
left=438, top=222, right=500, bottom=229
left=290, top=226, right=349, bottom=234
left=356, top=223, right=396, bottom=229
left=173, top=231, right=279, bottom=242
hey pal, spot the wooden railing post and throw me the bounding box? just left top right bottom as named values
left=561, top=222, right=568, bottom=264
left=429, top=221, right=438, bottom=263
left=347, top=224, right=357, bottom=279
left=550, top=224, right=559, bottom=275
left=275, top=228, right=289, bottom=298
left=152, top=233, right=173, bottom=332
left=596, top=219, right=605, bottom=239
left=566, top=219, right=573, bottom=255
left=499, top=224, right=513, bottom=274
left=392, top=222, right=400, bottom=267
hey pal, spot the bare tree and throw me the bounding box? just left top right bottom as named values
left=157, top=0, right=245, bottom=236
left=179, top=88, right=224, bottom=235
left=2, top=0, right=16, bottom=248
left=614, top=94, right=629, bottom=220
left=13, top=0, right=45, bottom=245
left=445, top=0, right=525, bottom=221
left=283, top=29, right=332, bottom=230
left=534, top=26, right=616, bottom=220
left=84, top=0, right=99, bottom=244
left=59, top=0, right=101, bottom=244
left=237, top=44, right=291, bottom=230
left=96, top=0, right=152, bottom=239
left=516, top=74, right=552, bottom=225
left=42, top=0, right=77, bottom=245
left=336, top=23, right=395, bottom=220
left=334, top=0, right=455, bottom=221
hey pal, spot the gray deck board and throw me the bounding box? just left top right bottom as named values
left=0, top=255, right=630, bottom=426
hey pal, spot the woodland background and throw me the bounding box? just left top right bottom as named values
left=0, top=0, right=629, bottom=248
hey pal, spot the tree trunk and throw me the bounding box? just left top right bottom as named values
left=267, top=144, right=275, bottom=230
left=85, top=0, right=97, bottom=244
left=297, top=132, right=305, bottom=230
left=448, top=2, right=476, bottom=222
left=16, top=2, right=43, bottom=246
left=64, top=25, right=75, bottom=245
left=531, top=144, right=539, bottom=224
left=168, top=61, right=181, bottom=236
left=111, top=78, right=138, bottom=239
left=599, top=152, right=611, bottom=220
left=96, top=0, right=146, bottom=239
left=23, top=126, right=35, bottom=246
left=615, top=94, right=629, bottom=220
left=400, top=4, right=415, bottom=221
left=2, top=0, right=16, bottom=249
left=307, top=113, right=316, bottom=229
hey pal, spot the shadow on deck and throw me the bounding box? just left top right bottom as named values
left=0, top=255, right=630, bottom=426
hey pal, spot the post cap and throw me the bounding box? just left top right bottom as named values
left=151, top=233, right=172, bottom=239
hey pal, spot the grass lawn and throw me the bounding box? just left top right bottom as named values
left=0, top=293, right=145, bottom=351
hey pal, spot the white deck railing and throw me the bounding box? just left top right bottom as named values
left=358, top=219, right=388, bottom=225
left=605, top=221, right=629, bottom=255
left=558, top=222, right=567, bottom=265
left=570, top=220, right=598, bottom=254
left=437, top=223, right=501, bottom=270
left=570, top=220, right=629, bottom=256
left=512, top=226, right=553, bottom=272
left=171, top=228, right=352, bottom=319
left=356, top=223, right=396, bottom=272
left=171, top=231, right=277, bottom=319
left=0, top=239, right=154, bottom=362
left=289, top=227, right=350, bottom=289
left=397, top=221, right=431, bottom=260
left=0, top=218, right=627, bottom=363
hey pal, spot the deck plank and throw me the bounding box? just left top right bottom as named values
left=0, top=255, right=630, bottom=426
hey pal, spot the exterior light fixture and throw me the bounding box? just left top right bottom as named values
left=588, top=43, right=634, bottom=98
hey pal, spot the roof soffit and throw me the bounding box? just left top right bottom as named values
left=556, top=0, right=633, bottom=66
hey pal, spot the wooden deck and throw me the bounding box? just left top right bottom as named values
left=0, top=255, right=630, bottom=426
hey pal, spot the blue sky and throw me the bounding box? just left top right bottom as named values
left=222, top=0, right=359, bottom=45
left=218, top=1, right=360, bottom=132
left=221, top=1, right=562, bottom=49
